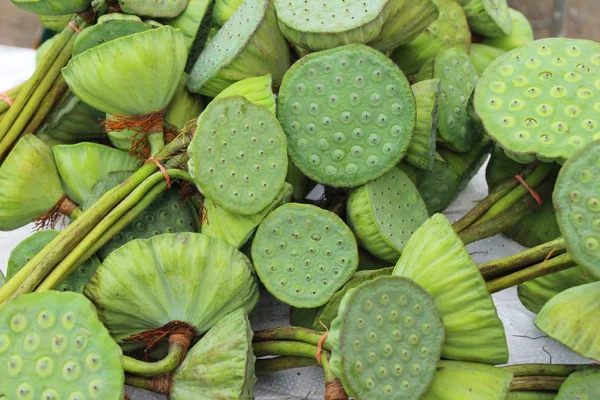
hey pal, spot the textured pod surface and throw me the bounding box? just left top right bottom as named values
left=347, top=167, right=429, bottom=263
left=84, top=233, right=259, bottom=343
left=393, top=214, right=508, bottom=364
left=278, top=44, right=416, bottom=187
left=213, top=74, right=276, bottom=116
left=11, top=0, right=89, bottom=15
left=535, top=281, right=600, bottom=361
left=405, top=79, right=439, bottom=171
left=328, top=276, right=444, bottom=400
left=462, top=0, right=512, bottom=38
left=474, top=38, right=600, bottom=163
left=118, top=0, right=188, bottom=18
left=188, top=96, right=288, bottom=215
left=0, top=291, right=124, bottom=399
left=482, top=8, right=534, bottom=52
left=554, top=140, right=600, bottom=278
left=252, top=203, right=358, bottom=308
left=172, top=308, right=255, bottom=399
left=555, top=368, right=600, bottom=399
left=422, top=360, right=513, bottom=400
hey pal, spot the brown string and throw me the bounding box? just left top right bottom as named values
left=103, top=111, right=166, bottom=159
left=150, top=374, right=173, bottom=395
left=325, top=379, right=348, bottom=400
left=515, top=174, right=543, bottom=206
left=543, top=248, right=556, bottom=263
left=0, top=92, right=14, bottom=106
left=146, top=157, right=171, bottom=189
left=122, top=321, right=197, bottom=361
left=34, top=194, right=77, bottom=230
left=316, top=321, right=329, bottom=365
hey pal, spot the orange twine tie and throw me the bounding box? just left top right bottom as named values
left=543, top=248, right=556, bottom=263
left=146, top=157, right=171, bottom=189
left=514, top=174, right=543, bottom=206
left=316, top=321, right=329, bottom=365
left=68, top=21, right=81, bottom=33
left=0, top=92, right=14, bottom=106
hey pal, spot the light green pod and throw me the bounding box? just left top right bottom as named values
left=462, top=0, right=512, bottom=38
left=11, top=0, right=89, bottom=15
left=402, top=158, right=460, bottom=214
left=39, top=13, right=72, bottom=31
left=405, top=79, right=439, bottom=171
left=470, top=43, right=507, bottom=76
left=119, top=0, right=188, bottom=18
left=213, top=74, right=276, bottom=116
left=437, top=135, right=493, bottom=191
left=164, top=74, right=205, bottom=129
left=483, top=8, right=534, bottom=51
left=212, top=0, right=243, bottom=26
left=555, top=368, right=600, bottom=399
left=507, top=393, right=556, bottom=400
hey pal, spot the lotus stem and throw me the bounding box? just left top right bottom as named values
left=507, top=392, right=558, bottom=400
left=124, top=374, right=156, bottom=391
left=253, top=340, right=320, bottom=359
left=0, top=83, right=24, bottom=115
left=322, top=354, right=348, bottom=400
left=255, top=356, right=319, bottom=375
left=510, top=376, right=566, bottom=392
left=503, top=363, right=599, bottom=377
left=122, top=340, right=187, bottom=377
left=22, top=74, right=69, bottom=136
left=124, top=374, right=172, bottom=394
left=253, top=326, right=329, bottom=350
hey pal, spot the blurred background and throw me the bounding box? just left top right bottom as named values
left=0, top=0, right=598, bottom=48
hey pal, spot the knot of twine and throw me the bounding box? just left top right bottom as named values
left=316, top=321, right=329, bottom=365
left=515, top=174, right=543, bottom=206
left=150, top=374, right=173, bottom=395
left=325, top=379, right=348, bottom=400
left=68, top=21, right=81, bottom=33
left=0, top=92, right=14, bottom=106
left=122, top=320, right=197, bottom=361
left=34, top=194, right=76, bottom=230
left=146, top=157, right=171, bottom=189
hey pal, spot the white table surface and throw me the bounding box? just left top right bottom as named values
left=0, top=44, right=590, bottom=400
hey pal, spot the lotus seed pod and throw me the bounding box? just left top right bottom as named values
left=164, top=74, right=205, bottom=129
left=84, top=233, right=259, bottom=344
left=214, top=74, right=276, bottom=115
left=506, top=198, right=561, bottom=248
left=0, top=134, right=65, bottom=231
left=555, top=368, right=600, bottom=400
left=212, top=0, right=243, bottom=26
left=105, top=118, right=138, bottom=151
left=391, top=0, right=471, bottom=76
left=328, top=276, right=445, bottom=400
left=368, top=0, right=440, bottom=53
left=187, top=0, right=290, bottom=96
left=474, top=38, right=600, bottom=164
left=347, top=167, right=429, bottom=263
left=470, top=43, right=507, bottom=76
left=171, top=308, right=256, bottom=399
left=119, top=0, right=188, bottom=18
left=462, top=0, right=512, bottom=38
left=39, top=13, right=72, bottom=31
left=405, top=79, right=439, bottom=171
left=483, top=8, right=534, bottom=52
left=52, top=143, right=141, bottom=204
left=422, top=360, right=513, bottom=400
left=518, top=264, right=596, bottom=314
left=278, top=44, right=416, bottom=187
left=401, top=159, right=459, bottom=214
left=10, top=0, right=90, bottom=15
left=312, top=267, right=393, bottom=331
left=202, top=182, right=293, bottom=248
left=535, top=281, right=600, bottom=361
left=63, top=26, right=187, bottom=116
left=274, top=0, right=392, bottom=52
left=290, top=306, right=320, bottom=330
left=0, top=291, right=124, bottom=399
left=485, top=144, right=524, bottom=189
left=252, top=203, right=359, bottom=308
left=437, top=135, right=492, bottom=191
left=188, top=96, right=288, bottom=215
left=394, top=213, right=509, bottom=364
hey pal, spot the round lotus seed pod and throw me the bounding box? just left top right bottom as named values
left=462, top=0, right=512, bottom=38
left=554, top=140, right=600, bottom=278
left=470, top=43, right=507, bottom=76
left=118, top=0, right=188, bottom=18
left=7, top=230, right=100, bottom=293
left=188, top=96, right=288, bottom=215
left=328, top=276, right=444, bottom=400
left=0, top=291, right=124, bottom=399
left=535, top=281, right=600, bottom=361
left=401, top=159, right=459, bottom=215
left=483, top=8, right=534, bottom=52
left=213, top=74, right=276, bottom=116
left=405, top=79, right=440, bottom=171
left=347, top=167, right=429, bottom=263
left=556, top=368, right=600, bottom=399
left=278, top=44, right=416, bottom=187
left=474, top=38, right=600, bottom=163
left=251, top=203, right=359, bottom=308
left=394, top=214, right=509, bottom=364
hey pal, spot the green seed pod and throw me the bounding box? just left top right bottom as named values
left=212, top=0, right=243, bottom=27
left=394, top=213, right=509, bottom=364
left=437, top=135, right=493, bottom=191
left=347, top=167, right=429, bottom=263
left=188, top=96, right=288, bottom=215
left=278, top=44, right=416, bottom=188
left=214, top=74, right=276, bottom=116
left=187, top=0, right=290, bottom=96
left=555, top=368, right=600, bottom=399
left=252, top=203, right=359, bottom=308
left=119, top=0, right=188, bottom=18
left=10, top=0, right=90, bottom=15
left=328, top=276, right=445, bottom=400
left=401, top=158, right=460, bottom=214
left=462, top=0, right=512, bottom=38
left=422, top=361, right=513, bottom=400
left=39, top=13, right=72, bottom=32
left=474, top=38, right=600, bottom=164
left=285, top=159, right=312, bottom=202
left=0, top=291, right=124, bottom=399
left=405, top=79, right=439, bottom=171
left=483, top=8, right=534, bottom=52
left=164, top=74, right=205, bottom=129
left=290, top=306, right=320, bottom=330
left=84, top=232, right=259, bottom=345
left=506, top=198, right=561, bottom=248
left=7, top=230, right=100, bottom=293
left=535, top=281, right=600, bottom=361
left=470, top=43, right=507, bottom=76
left=170, top=309, right=256, bottom=399
left=485, top=144, right=523, bottom=189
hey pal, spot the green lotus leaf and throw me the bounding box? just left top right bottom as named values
left=119, top=0, right=189, bottom=18
left=10, top=0, right=90, bottom=15
left=84, top=232, right=259, bottom=344
left=483, top=8, right=534, bottom=52
left=0, top=291, right=124, bottom=399
left=0, top=134, right=64, bottom=231
left=437, top=135, right=492, bottom=191
left=165, top=74, right=205, bottom=129
left=212, top=0, right=243, bottom=26
left=7, top=229, right=100, bottom=293
left=405, top=79, right=439, bottom=171
left=393, top=213, right=509, bottom=364
left=470, top=43, right=507, bottom=76
left=462, top=0, right=512, bottom=38
left=52, top=143, right=141, bottom=204
left=214, top=74, right=276, bottom=116
left=63, top=26, right=187, bottom=116
left=556, top=368, right=600, bottom=399
left=39, top=13, right=72, bottom=31
left=171, top=308, right=255, bottom=399
left=535, top=281, right=600, bottom=361
left=36, top=132, right=74, bottom=147
left=422, top=361, right=513, bottom=400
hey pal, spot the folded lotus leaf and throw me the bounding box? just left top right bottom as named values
left=171, top=308, right=255, bottom=399
left=422, top=361, right=513, bottom=400
left=0, top=134, right=64, bottom=231
left=535, top=281, right=600, bottom=361
left=212, top=0, right=243, bottom=26
left=53, top=143, right=141, bottom=204
left=7, top=229, right=100, bottom=293
left=11, top=0, right=90, bottom=15
left=36, top=132, right=73, bottom=147
left=84, top=232, right=259, bottom=344
left=214, top=74, right=276, bottom=116
left=556, top=368, right=600, bottom=399
left=393, top=213, right=509, bottom=364
left=518, top=264, right=596, bottom=314
left=470, top=43, right=507, bottom=76
left=63, top=26, right=187, bottom=116
left=483, top=8, right=534, bottom=52
left=0, top=291, right=124, bottom=399
left=39, top=13, right=72, bottom=31
left=437, top=136, right=492, bottom=191
left=405, top=79, right=439, bottom=171
left=462, top=0, right=512, bottom=38
left=119, top=0, right=189, bottom=18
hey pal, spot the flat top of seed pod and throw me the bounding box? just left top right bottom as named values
left=556, top=368, right=600, bottom=399
left=172, top=308, right=255, bottom=399
left=251, top=203, right=359, bottom=308
left=186, top=0, right=269, bottom=93
left=0, top=291, right=124, bottom=399
left=188, top=96, right=288, bottom=215
left=278, top=44, right=416, bottom=187
left=274, top=0, right=389, bottom=34
left=328, top=275, right=444, bottom=400
left=554, top=140, right=600, bottom=279
left=474, top=38, right=600, bottom=163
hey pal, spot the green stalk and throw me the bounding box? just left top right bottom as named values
left=507, top=392, right=557, bottom=400
left=503, top=364, right=598, bottom=377
left=22, top=74, right=69, bottom=136
left=124, top=375, right=156, bottom=391
left=510, top=376, right=566, bottom=391
left=253, top=326, right=329, bottom=350
left=122, top=341, right=186, bottom=377
left=70, top=207, right=83, bottom=219
left=0, top=83, right=24, bottom=115
left=253, top=340, right=319, bottom=359
left=255, top=356, right=319, bottom=375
